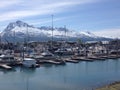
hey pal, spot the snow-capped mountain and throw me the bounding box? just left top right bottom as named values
left=1, top=20, right=111, bottom=42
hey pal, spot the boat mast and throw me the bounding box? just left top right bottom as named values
left=64, top=25, right=67, bottom=42
left=26, top=25, right=29, bottom=55
left=51, top=15, right=54, bottom=48
left=13, top=30, right=16, bottom=56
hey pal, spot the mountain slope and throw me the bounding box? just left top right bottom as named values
left=1, top=20, right=111, bottom=42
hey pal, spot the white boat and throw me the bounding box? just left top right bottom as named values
left=54, top=48, right=73, bottom=55
left=22, top=58, right=36, bottom=68
left=34, top=51, right=57, bottom=60
left=0, top=54, right=15, bottom=63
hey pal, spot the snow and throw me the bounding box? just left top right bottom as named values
left=1, top=20, right=106, bottom=41
left=80, top=31, right=98, bottom=38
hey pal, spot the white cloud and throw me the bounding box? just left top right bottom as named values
left=30, top=16, right=74, bottom=25
left=0, top=0, right=99, bottom=22
left=93, top=28, right=120, bottom=38
left=0, top=10, right=55, bottom=22
left=0, top=0, right=22, bottom=8
left=0, top=0, right=101, bottom=32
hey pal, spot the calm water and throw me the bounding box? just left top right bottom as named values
left=0, top=59, right=120, bottom=90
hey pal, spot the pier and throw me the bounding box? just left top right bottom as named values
left=37, top=60, right=65, bottom=65
left=0, top=64, right=12, bottom=70
left=64, top=58, right=79, bottom=63
left=78, top=57, right=94, bottom=62
left=70, top=56, right=94, bottom=62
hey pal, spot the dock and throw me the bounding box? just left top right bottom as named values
left=38, top=60, right=65, bottom=65
left=79, top=57, right=94, bottom=62
left=97, top=55, right=120, bottom=59
left=70, top=56, right=94, bottom=62
left=64, top=58, right=79, bottom=63
left=0, top=64, right=12, bottom=70
left=88, top=56, right=106, bottom=60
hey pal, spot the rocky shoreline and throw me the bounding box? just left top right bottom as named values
left=96, top=81, right=120, bottom=90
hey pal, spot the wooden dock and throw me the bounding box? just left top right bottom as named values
left=72, top=55, right=107, bottom=61
left=0, top=64, right=12, bottom=70
left=78, top=57, right=94, bottom=62
left=88, top=56, right=106, bottom=60
left=38, top=60, right=65, bottom=65
left=63, top=56, right=94, bottom=62
left=64, top=58, right=79, bottom=63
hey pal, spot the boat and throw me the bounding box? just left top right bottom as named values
left=54, top=48, right=73, bottom=56
left=22, top=58, right=37, bottom=68
left=0, top=54, right=15, bottom=63
left=33, top=51, right=58, bottom=61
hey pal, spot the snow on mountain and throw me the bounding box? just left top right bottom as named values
left=1, top=20, right=111, bottom=42
left=80, top=31, right=98, bottom=38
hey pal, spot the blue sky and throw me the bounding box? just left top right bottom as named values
left=0, top=0, right=120, bottom=38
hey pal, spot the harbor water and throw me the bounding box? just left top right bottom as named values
left=0, top=59, right=120, bottom=90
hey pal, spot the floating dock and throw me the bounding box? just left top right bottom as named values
left=0, top=64, right=12, bottom=70
left=88, top=56, right=106, bottom=60
left=78, top=57, right=94, bottom=62
left=38, top=60, right=65, bottom=65
left=64, top=58, right=79, bottom=63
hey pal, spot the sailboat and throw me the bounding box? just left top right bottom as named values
left=22, top=25, right=37, bottom=68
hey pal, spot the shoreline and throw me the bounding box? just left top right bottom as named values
left=96, top=81, right=120, bottom=90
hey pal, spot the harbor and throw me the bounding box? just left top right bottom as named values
left=0, top=41, right=120, bottom=90
left=0, top=58, right=120, bottom=90
left=0, top=0, right=120, bottom=90
left=0, top=39, right=120, bottom=69
left=0, top=54, right=120, bottom=70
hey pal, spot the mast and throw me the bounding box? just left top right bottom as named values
left=51, top=15, right=54, bottom=48
left=0, top=33, right=1, bottom=44
left=0, top=34, right=1, bottom=50
left=64, top=25, right=67, bottom=42
left=26, top=25, right=29, bottom=55
left=13, top=30, right=16, bottom=56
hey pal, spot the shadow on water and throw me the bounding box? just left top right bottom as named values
left=20, top=67, right=36, bottom=73
left=0, top=68, right=16, bottom=74
left=42, top=63, right=53, bottom=68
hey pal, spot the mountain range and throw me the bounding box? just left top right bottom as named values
left=0, top=20, right=111, bottom=42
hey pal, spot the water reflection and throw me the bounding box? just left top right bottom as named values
left=20, top=67, right=36, bottom=73
left=0, top=68, right=16, bottom=74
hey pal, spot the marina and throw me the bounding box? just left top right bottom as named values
left=0, top=40, right=120, bottom=90
left=0, top=0, right=120, bottom=90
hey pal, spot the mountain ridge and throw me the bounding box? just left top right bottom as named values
left=1, top=20, right=112, bottom=42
